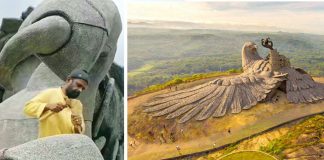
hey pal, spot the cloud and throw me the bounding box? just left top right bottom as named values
left=128, top=1, right=324, bottom=35
left=202, top=2, right=324, bottom=12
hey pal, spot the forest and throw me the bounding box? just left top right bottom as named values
left=128, top=27, right=324, bottom=96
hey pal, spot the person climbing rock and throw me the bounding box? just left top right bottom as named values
left=24, top=69, right=89, bottom=138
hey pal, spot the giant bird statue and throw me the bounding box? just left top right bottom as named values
left=143, top=38, right=324, bottom=123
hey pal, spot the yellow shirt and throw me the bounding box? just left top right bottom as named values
left=24, top=87, right=85, bottom=138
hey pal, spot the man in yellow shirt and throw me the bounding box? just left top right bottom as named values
left=24, top=70, right=89, bottom=138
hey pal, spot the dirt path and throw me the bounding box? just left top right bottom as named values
left=128, top=77, right=324, bottom=160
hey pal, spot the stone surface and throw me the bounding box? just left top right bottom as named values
left=93, top=76, right=124, bottom=160
left=0, top=64, right=62, bottom=148
left=94, top=136, right=107, bottom=151
left=285, top=144, right=324, bottom=159
left=281, top=118, right=324, bottom=160
left=296, top=133, right=319, bottom=144
left=2, top=134, right=104, bottom=160
left=0, top=18, right=22, bottom=34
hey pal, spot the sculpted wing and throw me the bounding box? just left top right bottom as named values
left=143, top=61, right=285, bottom=123
left=281, top=67, right=324, bottom=103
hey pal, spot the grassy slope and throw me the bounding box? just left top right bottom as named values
left=218, top=151, right=277, bottom=160
left=200, top=114, right=324, bottom=160
left=260, top=115, right=324, bottom=158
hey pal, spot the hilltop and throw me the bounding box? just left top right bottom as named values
left=128, top=27, right=324, bottom=95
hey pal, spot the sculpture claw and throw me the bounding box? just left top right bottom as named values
left=273, top=72, right=288, bottom=78
left=261, top=37, right=274, bottom=50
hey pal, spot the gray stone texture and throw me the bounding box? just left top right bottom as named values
left=2, top=134, right=104, bottom=160
left=0, top=19, right=22, bottom=34
left=0, top=64, right=63, bottom=148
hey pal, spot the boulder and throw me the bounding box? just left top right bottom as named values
left=1, top=134, right=103, bottom=160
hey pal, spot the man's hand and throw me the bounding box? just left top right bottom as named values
left=71, top=114, right=83, bottom=133
left=44, top=103, right=66, bottom=112
left=71, top=114, right=82, bottom=126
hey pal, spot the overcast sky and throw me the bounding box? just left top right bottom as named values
left=0, top=0, right=125, bottom=66
left=128, top=1, right=324, bottom=35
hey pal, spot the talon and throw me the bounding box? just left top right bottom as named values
left=273, top=71, right=288, bottom=78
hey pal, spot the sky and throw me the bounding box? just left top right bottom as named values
left=128, top=1, right=324, bottom=35
left=0, top=0, right=125, bottom=66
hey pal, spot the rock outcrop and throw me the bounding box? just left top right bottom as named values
left=0, top=134, right=104, bottom=160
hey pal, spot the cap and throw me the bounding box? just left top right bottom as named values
left=68, top=69, right=89, bottom=84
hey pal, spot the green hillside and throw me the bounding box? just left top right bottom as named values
left=128, top=28, right=324, bottom=96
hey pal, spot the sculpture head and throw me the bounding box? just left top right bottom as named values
left=0, top=0, right=122, bottom=92
left=243, top=42, right=258, bottom=55
left=242, top=41, right=262, bottom=68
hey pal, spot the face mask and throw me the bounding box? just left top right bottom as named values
left=66, top=87, right=81, bottom=99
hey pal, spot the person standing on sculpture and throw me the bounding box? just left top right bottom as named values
left=24, top=70, right=89, bottom=138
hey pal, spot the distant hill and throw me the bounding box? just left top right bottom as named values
left=128, top=20, right=290, bottom=32
left=128, top=26, right=324, bottom=96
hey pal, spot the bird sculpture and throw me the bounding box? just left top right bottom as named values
left=143, top=38, right=324, bottom=123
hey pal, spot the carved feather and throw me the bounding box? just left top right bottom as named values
left=281, top=67, right=324, bottom=103
left=143, top=70, right=285, bottom=123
